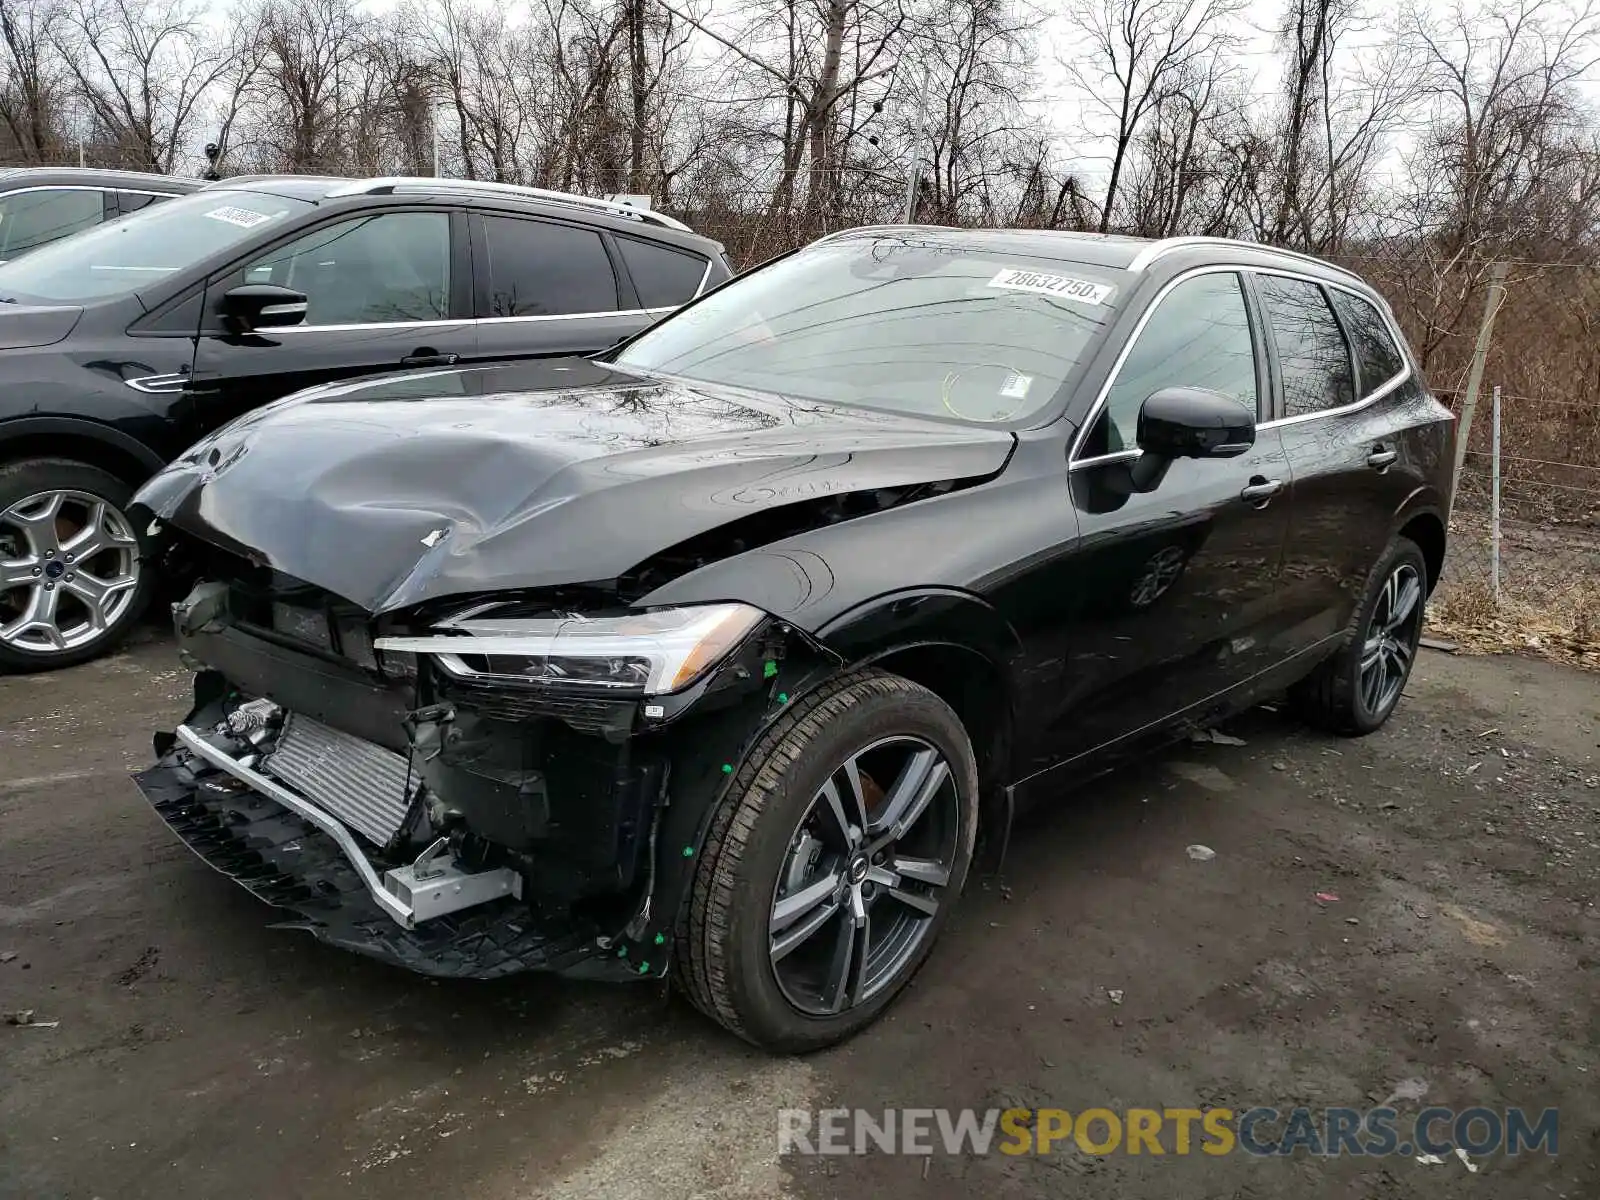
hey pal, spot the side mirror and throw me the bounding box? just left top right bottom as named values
left=1127, top=387, right=1256, bottom=492
left=220, top=283, right=307, bottom=332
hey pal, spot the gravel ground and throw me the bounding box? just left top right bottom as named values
left=1, top=629, right=1595, bottom=1200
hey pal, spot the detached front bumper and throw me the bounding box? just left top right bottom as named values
left=132, top=727, right=628, bottom=981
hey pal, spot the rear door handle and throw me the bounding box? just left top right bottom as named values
left=400, top=352, right=459, bottom=367
left=1367, top=446, right=1398, bottom=470
left=1240, top=478, right=1284, bottom=507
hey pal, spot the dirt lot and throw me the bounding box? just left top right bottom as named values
left=1, top=630, right=1595, bottom=1200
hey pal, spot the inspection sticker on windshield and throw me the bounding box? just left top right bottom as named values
left=999, top=371, right=1033, bottom=399
left=204, top=205, right=276, bottom=229
left=987, top=268, right=1113, bottom=305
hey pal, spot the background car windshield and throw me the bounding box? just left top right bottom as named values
left=0, top=190, right=311, bottom=304
left=614, top=237, right=1123, bottom=424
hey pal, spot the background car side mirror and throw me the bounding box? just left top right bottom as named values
left=1128, top=387, right=1257, bottom=492
left=220, top=284, right=308, bottom=333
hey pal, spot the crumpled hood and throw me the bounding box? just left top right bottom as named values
left=133, top=357, right=1015, bottom=613
left=0, top=301, right=83, bottom=349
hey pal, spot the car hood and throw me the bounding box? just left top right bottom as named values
left=133, top=357, right=1016, bottom=613
left=0, top=301, right=83, bottom=349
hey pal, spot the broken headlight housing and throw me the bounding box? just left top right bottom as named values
left=374, top=602, right=766, bottom=696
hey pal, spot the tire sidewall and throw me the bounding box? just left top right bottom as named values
left=718, top=682, right=978, bottom=1051
left=1342, top=538, right=1428, bottom=733
left=0, top=459, right=156, bottom=672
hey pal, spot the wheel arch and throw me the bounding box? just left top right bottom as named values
left=815, top=588, right=1023, bottom=863
left=0, top=416, right=167, bottom=486
left=1394, top=501, right=1447, bottom=596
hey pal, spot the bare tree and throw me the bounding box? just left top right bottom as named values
left=54, top=0, right=232, bottom=171
left=0, top=0, right=68, bottom=162
left=1062, top=0, right=1245, bottom=232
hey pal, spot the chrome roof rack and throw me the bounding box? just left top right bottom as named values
left=1127, top=235, right=1364, bottom=283
left=324, top=177, right=691, bottom=232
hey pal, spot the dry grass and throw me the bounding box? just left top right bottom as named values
left=1427, top=574, right=1600, bottom=668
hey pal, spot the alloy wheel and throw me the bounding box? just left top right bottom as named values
left=768, top=736, right=961, bottom=1017
left=1358, top=561, right=1422, bottom=718
left=0, top=489, right=141, bottom=654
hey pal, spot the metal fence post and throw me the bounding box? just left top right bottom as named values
left=1450, top=261, right=1510, bottom=518
left=1491, top=384, right=1502, bottom=606
left=901, top=65, right=931, bottom=223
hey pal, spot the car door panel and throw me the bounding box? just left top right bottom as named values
left=186, top=208, right=475, bottom=438
left=1015, top=268, right=1292, bottom=777
left=1257, top=276, right=1429, bottom=650
left=1038, top=434, right=1293, bottom=768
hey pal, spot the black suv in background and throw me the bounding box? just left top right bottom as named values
left=0, top=175, right=732, bottom=670
left=0, top=167, right=199, bottom=263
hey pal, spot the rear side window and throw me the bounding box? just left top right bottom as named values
left=1329, top=289, right=1404, bottom=396
left=0, top=188, right=104, bottom=259
left=481, top=217, right=618, bottom=317
left=1256, top=275, right=1356, bottom=418
left=616, top=237, right=707, bottom=307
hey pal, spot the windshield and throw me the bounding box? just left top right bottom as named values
left=614, top=235, right=1125, bottom=425
left=0, top=189, right=312, bottom=304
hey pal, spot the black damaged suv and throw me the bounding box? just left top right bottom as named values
left=131, top=228, right=1453, bottom=1051
left=0, top=175, right=730, bottom=670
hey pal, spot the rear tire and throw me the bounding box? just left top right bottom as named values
left=675, top=669, right=979, bottom=1052
left=1290, top=535, right=1428, bottom=736
left=0, top=458, right=155, bottom=673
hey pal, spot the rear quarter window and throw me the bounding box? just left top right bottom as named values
left=616, top=237, right=708, bottom=307
left=1330, top=289, right=1406, bottom=396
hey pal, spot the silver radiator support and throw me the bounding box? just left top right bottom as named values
left=174, top=723, right=522, bottom=929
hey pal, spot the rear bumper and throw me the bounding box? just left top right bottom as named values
left=132, top=737, right=632, bottom=981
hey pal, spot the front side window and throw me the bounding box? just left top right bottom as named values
left=240, top=211, right=450, bottom=325
left=481, top=217, right=618, bottom=317
left=0, top=188, right=104, bottom=260
left=0, top=189, right=311, bottom=303
left=1083, top=271, right=1259, bottom=457
left=1257, top=275, right=1356, bottom=417
left=1329, top=289, right=1405, bottom=396
left=615, top=236, right=1125, bottom=425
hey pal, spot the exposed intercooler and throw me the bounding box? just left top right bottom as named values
left=264, top=712, right=414, bottom=847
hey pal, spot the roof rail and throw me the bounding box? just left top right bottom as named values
left=814, top=223, right=957, bottom=243
left=1127, top=235, right=1364, bottom=283
left=324, top=176, right=691, bottom=232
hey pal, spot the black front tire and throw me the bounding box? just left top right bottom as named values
left=0, top=458, right=156, bottom=673
left=1290, top=535, right=1429, bottom=736
left=675, top=669, right=979, bottom=1052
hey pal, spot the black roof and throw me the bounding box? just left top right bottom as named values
left=0, top=167, right=201, bottom=192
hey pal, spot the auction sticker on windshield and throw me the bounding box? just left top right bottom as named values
left=987, top=268, right=1114, bottom=306
left=204, top=205, right=277, bottom=229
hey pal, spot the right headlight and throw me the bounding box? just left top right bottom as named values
left=374, top=602, right=766, bottom=696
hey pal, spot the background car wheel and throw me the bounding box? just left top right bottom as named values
left=0, top=458, right=155, bottom=673
left=1290, top=535, right=1428, bottom=736
left=675, top=669, right=979, bottom=1052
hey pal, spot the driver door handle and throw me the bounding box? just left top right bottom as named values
left=401, top=351, right=459, bottom=367
left=1240, top=478, right=1284, bottom=507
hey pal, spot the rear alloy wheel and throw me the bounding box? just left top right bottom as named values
left=1291, top=536, right=1428, bottom=735
left=0, top=459, right=154, bottom=672
left=677, top=670, right=978, bottom=1052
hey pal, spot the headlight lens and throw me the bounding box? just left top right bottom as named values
left=374, top=603, right=766, bottom=696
